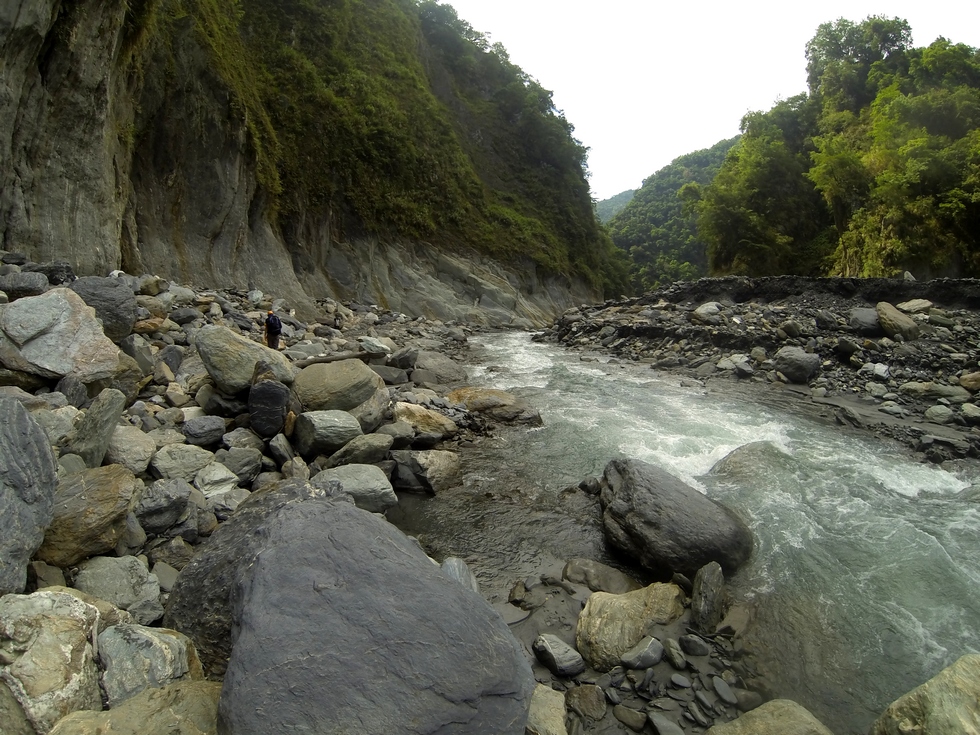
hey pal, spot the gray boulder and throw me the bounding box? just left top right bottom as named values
left=181, top=415, right=227, bottom=446
left=0, top=396, right=57, bottom=595
left=691, top=561, right=726, bottom=633
left=849, top=307, right=884, bottom=337
left=412, top=350, right=467, bottom=385
left=247, top=379, right=292, bottom=438
left=773, top=346, right=821, bottom=384
left=562, top=558, right=641, bottom=594
left=292, top=359, right=389, bottom=432
left=441, top=557, right=480, bottom=594
left=70, top=276, right=138, bottom=342
left=98, top=624, right=200, bottom=707
left=163, top=480, right=332, bottom=675
left=73, top=555, right=163, bottom=625
left=151, top=444, right=215, bottom=483
left=0, top=288, right=119, bottom=382
left=217, top=499, right=534, bottom=734
left=705, top=698, right=833, bottom=734
left=136, top=478, right=193, bottom=535
left=310, top=463, right=397, bottom=514
left=600, top=459, right=753, bottom=576
left=292, top=410, right=363, bottom=459
left=61, top=387, right=127, bottom=468
left=324, top=432, right=394, bottom=467
left=193, top=325, right=293, bottom=394
left=876, top=301, right=919, bottom=342
left=105, top=424, right=157, bottom=475
left=532, top=633, right=586, bottom=677
left=0, top=271, right=48, bottom=299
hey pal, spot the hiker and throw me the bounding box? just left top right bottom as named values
left=265, top=310, right=282, bottom=350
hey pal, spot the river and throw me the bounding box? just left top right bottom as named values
left=388, top=330, right=980, bottom=734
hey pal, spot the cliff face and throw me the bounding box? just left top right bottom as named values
left=0, top=0, right=602, bottom=323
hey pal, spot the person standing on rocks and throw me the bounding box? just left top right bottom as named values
left=265, top=310, right=282, bottom=350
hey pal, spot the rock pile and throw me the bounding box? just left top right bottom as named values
left=537, top=275, right=980, bottom=463
left=0, top=252, right=542, bottom=733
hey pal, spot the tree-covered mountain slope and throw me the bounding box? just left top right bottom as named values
left=0, top=0, right=628, bottom=318
left=690, top=17, right=980, bottom=279
left=595, top=190, right=636, bottom=223
left=606, top=137, right=737, bottom=291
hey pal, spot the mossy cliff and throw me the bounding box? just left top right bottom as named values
left=0, top=0, right=627, bottom=321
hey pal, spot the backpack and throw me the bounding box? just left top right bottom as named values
left=266, top=314, right=282, bottom=332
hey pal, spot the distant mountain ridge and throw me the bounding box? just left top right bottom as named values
left=595, top=190, right=636, bottom=223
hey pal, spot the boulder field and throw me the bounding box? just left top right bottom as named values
left=1, top=257, right=977, bottom=735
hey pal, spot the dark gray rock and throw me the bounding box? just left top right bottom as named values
left=163, top=480, right=335, bottom=676
left=370, top=364, right=409, bottom=385
left=849, top=307, right=884, bottom=337
left=182, top=416, right=227, bottom=447
left=600, top=459, right=753, bottom=577
left=246, top=379, right=291, bottom=438
left=691, top=561, right=726, bottom=634
left=292, top=410, right=363, bottom=459
left=119, top=334, right=155, bottom=376
left=562, top=558, right=641, bottom=594
left=213, top=447, right=263, bottom=485
left=678, top=634, right=711, bottom=657
left=168, top=307, right=203, bottom=325
left=0, top=271, right=49, bottom=299
left=532, top=633, right=586, bottom=677
left=70, top=276, right=138, bottom=341
left=0, top=396, right=58, bottom=595
left=648, top=712, right=685, bottom=735
left=22, top=261, right=75, bottom=285
left=773, top=346, right=821, bottom=384
left=712, top=676, right=738, bottom=705
left=620, top=636, right=664, bottom=669
left=136, top=479, right=193, bottom=535
left=217, top=499, right=534, bottom=734
left=54, top=374, right=90, bottom=408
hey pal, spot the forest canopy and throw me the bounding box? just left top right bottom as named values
left=621, top=16, right=980, bottom=285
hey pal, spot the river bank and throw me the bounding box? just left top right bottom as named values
left=1, top=258, right=976, bottom=735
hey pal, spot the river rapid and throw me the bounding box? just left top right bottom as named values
left=388, top=331, right=980, bottom=734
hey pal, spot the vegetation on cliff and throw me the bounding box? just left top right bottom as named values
left=619, top=16, right=980, bottom=284
left=595, top=190, right=636, bottom=223
left=124, top=0, right=628, bottom=293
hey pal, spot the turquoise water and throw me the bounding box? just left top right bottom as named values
left=394, top=331, right=979, bottom=734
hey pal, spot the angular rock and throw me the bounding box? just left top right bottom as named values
left=620, top=636, right=665, bottom=669
left=136, top=478, right=194, bottom=535
left=0, top=591, right=102, bottom=733
left=193, top=325, right=293, bottom=394
left=292, top=410, right=363, bottom=459
left=876, top=301, right=919, bottom=342
left=869, top=654, right=980, bottom=735
left=565, top=684, right=606, bottom=721
left=899, top=382, right=972, bottom=404
left=575, top=583, right=684, bottom=671
left=0, top=288, right=119, bottom=381
left=62, top=387, right=127, bottom=468
left=36, top=465, right=141, bottom=567
left=70, top=276, right=138, bottom=342
left=375, top=419, right=415, bottom=448
left=151, top=444, right=215, bottom=483
left=390, top=449, right=462, bottom=494
left=181, top=415, right=227, bottom=446
left=310, top=463, right=397, bottom=514
left=527, top=684, right=568, bottom=735
left=393, top=401, right=458, bottom=438
left=73, top=555, right=163, bottom=625
left=324, top=432, right=394, bottom=468
left=679, top=634, right=712, bottom=657
left=0, top=397, right=57, bottom=595
left=849, top=307, right=884, bottom=337
left=213, top=446, right=263, bottom=485
left=413, top=350, right=467, bottom=384
left=48, top=680, right=222, bottom=735
left=446, top=387, right=542, bottom=425
left=773, top=346, right=821, bottom=384
left=0, top=271, right=48, bottom=299
left=216, top=499, right=534, bottom=734
left=106, top=423, right=158, bottom=475
left=533, top=633, right=586, bottom=677
left=648, top=712, right=685, bottom=735
left=691, top=561, right=727, bottom=633
left=440, top=557, right=480, bottom=594
left=704, top=698, right=833, bottom=734
left=98, top=624, right=200, bottom=707
left=600, top=459, right=753, bottom=576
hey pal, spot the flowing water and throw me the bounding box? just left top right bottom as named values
left=388, top=331, right=980, bottom=734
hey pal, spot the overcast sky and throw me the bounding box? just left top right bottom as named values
left=442, top=0, right=980, bottom=200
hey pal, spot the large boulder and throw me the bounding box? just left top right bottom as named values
left=163, top=480, right=333, bottom=676
left=0, top=288, right=119, bottom=382
left=106, top=424, right=158, bottom=475
left=216, top=498, right=534, bottom=734
left=61, top=387, right=127, bottom=468
left=704, top=699, right=833, bottom=734
left=599, top=459, right=753, bottom=577
left=292, top=359, right=389, bottom=432
left=869, top=654, right=980, bottom=735
left=575, top=583, right=684, bottom=672
left=393, top=402, right=458, bottom=438
left=899, top=381, right=973, bottom=404
left=0, top=591, right=103, bottom=734
left=73, top=555, right=163, bottom=625
left=70, top=276, right=139, bottom=342
left=0, top=396, right=57, bottom=595
left=247, top=379, right=292, bottom=438
left=390, top=449, right=462, bottom=493
left=193, top=325, right=293, bottom=394
left=47, top=680, right=222, bottom=735
left=35, top=465, right=141, bottom=568
left=413, top=350, right=467, bottom=385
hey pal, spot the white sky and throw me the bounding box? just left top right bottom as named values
left=441, top=0, right=980, bottom=200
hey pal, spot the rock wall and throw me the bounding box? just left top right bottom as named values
left=0, top=0, right=599, bottom=324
